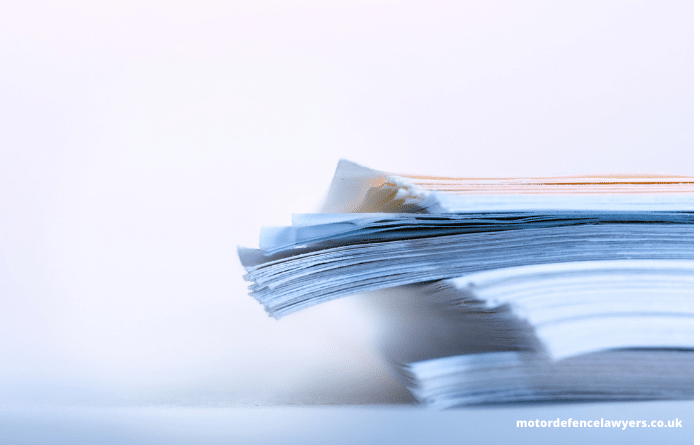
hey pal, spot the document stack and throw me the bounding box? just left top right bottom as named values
left=239, top=160, right=693, bottom=408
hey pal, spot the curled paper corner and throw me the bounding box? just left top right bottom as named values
left=321, top=159, right=389, bottom=213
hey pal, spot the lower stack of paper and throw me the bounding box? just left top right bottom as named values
left=368, top=260, right=692, bottom=408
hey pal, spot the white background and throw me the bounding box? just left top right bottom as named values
left=0, top=0, right=692, bottom=410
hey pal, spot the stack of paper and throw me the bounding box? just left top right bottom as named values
left=239, top=160, right=693, bottom=406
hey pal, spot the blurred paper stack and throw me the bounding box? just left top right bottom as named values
left=239, top=161, right=693, bottom=408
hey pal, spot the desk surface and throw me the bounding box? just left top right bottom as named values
left=2, top=401, right=693, bottom=445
